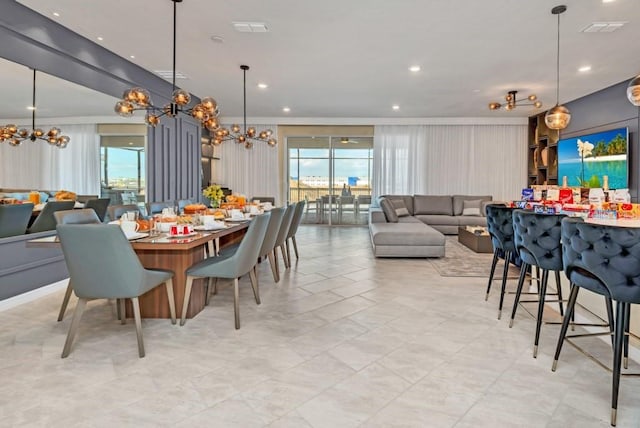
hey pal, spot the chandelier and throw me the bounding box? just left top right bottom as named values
left=114, top=0, right=220, bottom=131
left=0, top=69, right=70, bottom=148
left=210, top=65, right=276, bottom=149
left=488, top=90, right=542, bottom=111
left=545, top=5, right=571, bottom=130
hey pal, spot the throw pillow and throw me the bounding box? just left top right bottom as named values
left=379, top=198, right=399, bottom=223
left=462, top=199, right=482, bottom=216
left=390, top=199, right=410, bottom=217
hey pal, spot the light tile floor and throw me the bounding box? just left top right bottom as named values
left=1, top=226, right=639, bottom=427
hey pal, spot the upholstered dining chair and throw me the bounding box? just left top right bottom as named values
left=177, top=199, right=193, bottom=213
left=84, top=198, right=110, bottom=222
left=28, top=200, right=76, bottom=234
left=147, top=200, right=175, bottom=216
left=484, top=204, right=516, bottom=319
left=54, top=209, right=102, bottom=322
left=554, top=217, right=639, bottom=426
left=57, top=224, right=176, bottom=358
left=180, top=214, right=269, bottom=329
left=106, top=204, right=140, bottom=222
left=285, top=200, right=306, bottom=266
left=510, top=210, right=566, bottom=357
left=257, top=207, right=285, bottom=282
left=273, top=204, right=296, bottom=273
left=0, top=203, right=34, bottom=238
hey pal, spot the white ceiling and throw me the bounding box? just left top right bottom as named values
left=8, top=0, right=640, bottom=121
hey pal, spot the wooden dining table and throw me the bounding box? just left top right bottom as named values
left=27, top=221, right=250, bottom=319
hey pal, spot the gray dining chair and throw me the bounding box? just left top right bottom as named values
left=0, top=203, right=34, bottom=238
left=147, top=200, right=175, bottom=216
left=28, top=200, right=76, bottom=234
left=180, top=214, right=269, bottom=328
left=54, top=209, right=102, bottom=322
left=251, top=196, right=275, bottom=204
left=272, top=204, right=296, bottom=274
left=285, top=200, right=306, bottom=265
left=84, top=198, right=110, bottom=222
left=257, top=207, right=285, bottom=282
left=178, top=199, right=193, bottom=213
left=106, top=204, right=140, bottom=222
left=57, top=224, right=176, bottom=358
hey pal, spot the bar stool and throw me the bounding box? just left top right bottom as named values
left=555, top=217, right=634, bottom=426
left=510, top=210, right=565, bottom=357
left=485, top=204, right=516, bottom=319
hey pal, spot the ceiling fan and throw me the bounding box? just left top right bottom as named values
left=339, top=137, right=359, bottom=144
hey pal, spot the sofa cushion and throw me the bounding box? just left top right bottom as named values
left=414, top=214, right=460, bottom=226
left=391, top=199, right=411, bottom=217
left=370, top=222, right=445, bottom=247
left=381, top=195, right=414, bottom=215
left=462, top=199, right=482, bottom=216
left=413, top=195, right=453, bottom=215
left=379, top=198, right=398, bottom=223
left=453, top=195, right=492, bottom=216
left=458, top=216, right=488, bottom=227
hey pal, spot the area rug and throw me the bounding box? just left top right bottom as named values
left=428, top=237, right=520, bottom=278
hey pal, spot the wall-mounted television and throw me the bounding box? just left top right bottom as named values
left=557, top=127, right=629, bottom=189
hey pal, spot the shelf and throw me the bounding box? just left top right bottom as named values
left=537, top=166, right=548, bottom=170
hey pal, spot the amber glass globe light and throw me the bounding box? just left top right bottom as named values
left=627, top=75, right=640, bottom=106
left=545, top=104, right=571, bottom=130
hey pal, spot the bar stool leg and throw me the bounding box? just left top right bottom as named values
left=555, top=270, right=564, bottom=317
left=497, top=251, right=511, bottom=320
left=534, top=269, right=550, bottom=358
left=611, top=301, right=626, bottom=427
left=606, top=297, right=615, bottom=347
left=509, top=262, right=529, bottom=328
left=623, top=302, right=631, bottom=370
left=552, top=284, right=579, bottom=371
left=485, top=250, right=499, bottom=301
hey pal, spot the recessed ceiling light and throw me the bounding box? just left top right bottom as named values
left=27, top=106, right=36, bottom=110
left=97, top=36, right=104, bottom=41
left=578, top=65, right=592, bottom=72
left=52, top=12, right=60, bottom=17
left=409, top=65, right=421, bottom=72
left=282, top=107, right=291, bottom=113
left=258, top=83, right=268, bottom=89
left=392, top=105, right=400, bottom=110
left=130, top=55, right=136, bottom=59
left=602, top=0, right=615, bottom=3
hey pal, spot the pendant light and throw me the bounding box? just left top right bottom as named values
left=545, top=5, right=571, bottom=130
left=627, top=74, right=640, bottom=106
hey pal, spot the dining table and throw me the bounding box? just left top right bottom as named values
left=27, top=221, right=250, bottom=319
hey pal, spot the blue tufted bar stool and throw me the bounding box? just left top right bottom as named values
left=485, top=204, right=517, bottom=319
left=555, top=217, right=638, bottom=426
left=510, top=210, right=566, bottom=357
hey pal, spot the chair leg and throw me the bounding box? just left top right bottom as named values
left=485, top=250, right=499, bottom=301
left=57, top=282, right=74, bottom=322
left=551, top=271, right=563, bottom=318
left=606, top=297, right=615, bottom=347
left=131, top=297, right=145, bottom=358
left=205, top=277, right=214, bottom=305
left=273, top=249, right=281, bottom=281
left=280, top=245, right=289, bottom=269
left=165, top=279, right=176, bottom=325
left=285, top=240, right=292, bottom=267
left=611, top=301, right=626, bottom=427
left=509, top=262, right=529, bottom=327
left=497, top=251, right=511, bottom=320
left=268, top=251, right=279, bottom=282
left=552, top=284, right=579, bottom=371
left=533, top=269, right=550, bottom=358
left=623, top=302, right=631, bottom=370
left=119, top=299, right=126, bottom=325
left=233, top=278, right=240, bottom=329
left=61, top=298, right=88, bottom=358
left=180, top=276, right=195, bottom=326
left=249, top=266, right=260, bottom=304
left=292, top=236, right=299, bottom=260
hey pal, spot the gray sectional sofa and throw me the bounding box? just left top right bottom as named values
left=369, top=194, right=492, bottom=258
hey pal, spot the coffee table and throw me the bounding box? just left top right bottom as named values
left=458, top=226, right=493, bottom=253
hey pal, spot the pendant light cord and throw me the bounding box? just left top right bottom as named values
left=172, top=0, right=177, bottom=92
left=31, top=69, right=36, bottom=130
left=555, top=12, right=561, bottom=105
left=243, top=67, right=247, bottom=134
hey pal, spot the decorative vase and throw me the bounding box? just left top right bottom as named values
left=541, top=147, right=549, bottom=166
left=210, top=199, right=220, bottom=208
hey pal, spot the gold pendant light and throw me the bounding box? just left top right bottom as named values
left=545, top=5, right=571, bottom=130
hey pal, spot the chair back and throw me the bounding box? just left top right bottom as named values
left=28, top=200, right=76, bottom=233
left=107, top=204, right=140, bottom=222
left=512, top=209, right=564, bottom=271
left=357, top=195, right=372, bottom=205
left=84, top=198, right=110, bottom=222
left=177, top=199, right=193, bottom=212
left=562, top=217, right=640, bottom=303
left=0, top=203, right=34, bottom=238
left=485, top=204, right=516, bottom=252
left=54, top=208, right=101, bottom=225
left=259, top=207, right=285, bottom=257
left=56, top=224, right=147, bottom=299
left=287, top=200, right=306, bottom=239
left=251, top=196, right=275, bottom=204
left=147, top=201, right=174, bottom=215
left=274, top=204, right=296, bottom=247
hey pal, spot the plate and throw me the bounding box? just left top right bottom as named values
left=168, top=231, right=198, bottom=238
left=194, top=224, right=227, bottom=231
left=126, top=232, right=149, bottom=241
left=225, top=217, right=250, bottom=222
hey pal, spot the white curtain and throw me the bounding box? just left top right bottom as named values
left=212, top=123, right=280, bottom=203
left=0, top=124, right=100, bottom=194
left=373, top=124, right=527, bottom=201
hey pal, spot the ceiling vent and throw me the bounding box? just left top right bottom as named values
left=581, top=21, right=626, bottom=32
left=154, top=70, right=189, bottom=80
left=232, top=22, right=269, bottom=32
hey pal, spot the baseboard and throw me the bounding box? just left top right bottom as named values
left=0, top=278, right=68, bottom=312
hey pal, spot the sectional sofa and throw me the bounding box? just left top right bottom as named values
left=369, top=194, right=493, bottom=257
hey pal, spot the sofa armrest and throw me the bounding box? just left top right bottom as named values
left=369, top=208, right=387, bottom=223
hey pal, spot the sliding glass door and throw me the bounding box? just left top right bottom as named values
left=288, top=136, right=372, bottom=225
